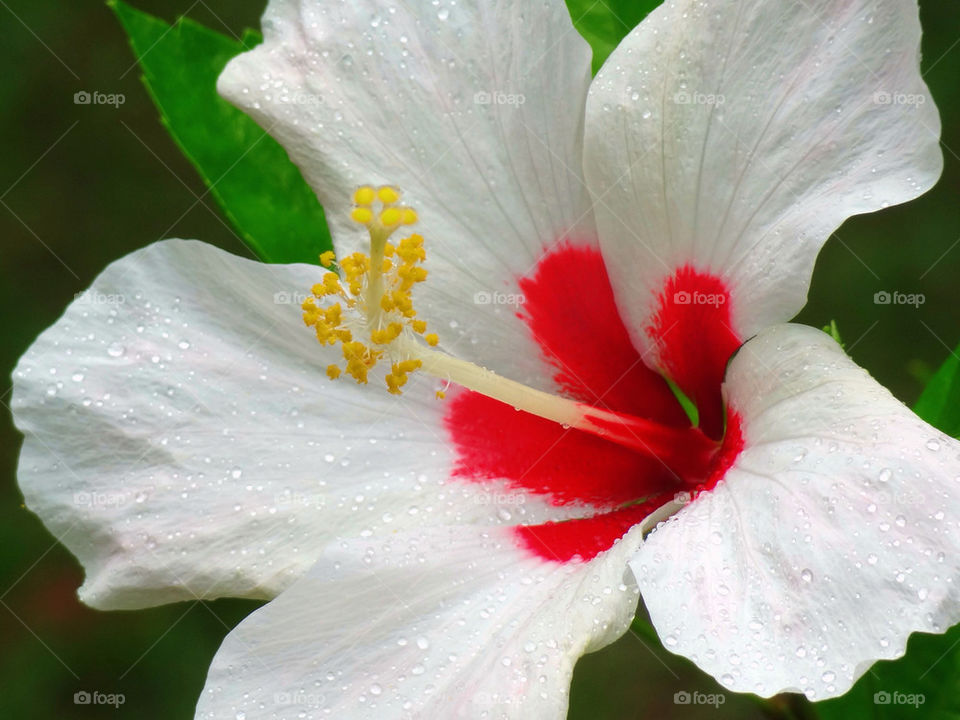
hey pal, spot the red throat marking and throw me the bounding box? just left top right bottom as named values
left=444, top=243, right=745, bottom=562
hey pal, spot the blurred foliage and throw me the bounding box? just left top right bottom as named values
left=0, top=0, right=958, bottom=718
left=111, top=0, right=331, bottom=265
left=914, top=339, right=960, bottom=439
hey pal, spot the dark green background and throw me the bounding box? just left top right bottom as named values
left=1, top=1, right=957, bottom=718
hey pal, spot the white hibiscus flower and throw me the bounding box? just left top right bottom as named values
left=12, top=0, right=955, bottom=717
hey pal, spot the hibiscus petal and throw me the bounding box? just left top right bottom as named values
left=633, top=323, right=960, bottom=699
left=196, top=523, right=643, bottom=719
left=12, top=240, right=567, bottom=611
left=583, top=0, right=942, bottom=359
left=217, top=0, right=595, bottom=387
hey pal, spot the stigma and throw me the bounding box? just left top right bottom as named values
left=302, top=185, right=720, bottom=484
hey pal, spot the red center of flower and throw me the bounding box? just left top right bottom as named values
left=444, top=242, right=745, bottom=562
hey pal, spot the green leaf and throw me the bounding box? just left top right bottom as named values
left=914, top=341, right=960, bottom=438
left=110, top=0, right=331, bottom=264
left=564, top=0, right=662, bottom=73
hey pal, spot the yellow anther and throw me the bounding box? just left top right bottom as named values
left=304, top=186, right=440, bottom=395
left=397, top=359, right=422, bottom=374
left=354, top=186, right=376, bottom=205
left=351, top=207, right=374, bottom=224
left=386, top=373, right=404, bottom=395
left=370, top=322, right=403, bottom=345
left=435, top=390, right=446, bottom=400
left=380, top=207, right=402, bottom=227
left=317, top=272, right=342, bottom=296
left=377, top=186, right=400, bottom=204
left=324, top=304, right=343, bottom=325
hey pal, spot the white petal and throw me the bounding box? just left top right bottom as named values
left=218, top=0, right=595, bottom=387
left=633, top=323, right=960, bottom=699
left=584, top=0, right=942, bottom=352
left=12, top=241, right=567, bottom=611
left=196, top=524, right=642, bottom=719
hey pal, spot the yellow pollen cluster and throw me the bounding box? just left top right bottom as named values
left=302, top=185, right=439, bottom=394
